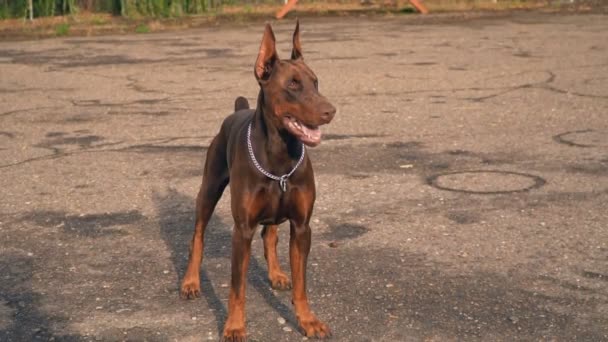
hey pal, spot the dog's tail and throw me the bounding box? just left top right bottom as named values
left=234, top=96, right=250, bottom=112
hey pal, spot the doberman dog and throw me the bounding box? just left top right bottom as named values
left=180, top=21, right=336, bottom=341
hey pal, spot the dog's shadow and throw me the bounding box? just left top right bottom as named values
left=155, top=188, right=298, bottom=335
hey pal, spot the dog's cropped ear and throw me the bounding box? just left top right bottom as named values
left=291, top=19, right=303, bottom=60
left=255, top=23, right=279, bottom=82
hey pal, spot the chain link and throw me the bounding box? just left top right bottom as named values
left=247, top=121, right=305, bottom=187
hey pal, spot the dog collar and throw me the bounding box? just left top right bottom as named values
left=246, top=121, right=305, bottom=192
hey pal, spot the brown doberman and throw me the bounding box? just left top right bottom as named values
left=179, top=21, right=336, bottom=341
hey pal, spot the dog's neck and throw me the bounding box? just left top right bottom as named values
left=251, top=90, right=302, bottom=168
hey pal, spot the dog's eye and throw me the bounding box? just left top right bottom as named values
left=314, top=80, right=319, bottom=90
left=287, top=79, right=300, bottom=89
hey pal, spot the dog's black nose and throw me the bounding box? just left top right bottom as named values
left=320, top=104, right=336, bottom=123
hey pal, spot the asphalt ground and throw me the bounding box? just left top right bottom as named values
left=1, top=11, right=607, bottom=342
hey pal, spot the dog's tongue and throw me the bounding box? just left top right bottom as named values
left=283, top=117, right=323, bottom=147
left=300, top=125, right=321, bottom=146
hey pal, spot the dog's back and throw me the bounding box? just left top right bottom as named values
left=234, top=96, right=249, bottom=112
left=219, top=97, right=255, bottom=168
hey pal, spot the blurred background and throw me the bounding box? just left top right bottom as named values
left=0, top=0, right=595, bottom=19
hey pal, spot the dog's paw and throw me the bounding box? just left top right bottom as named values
left=179, top=280, right=200, bottom=300
left=298, top=316, right=331, bottom=339
left=221, top=326, right=247, bottom=342
left=269, top=271, right=292, bottom=291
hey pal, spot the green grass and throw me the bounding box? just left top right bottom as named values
left=91, top=16, right=108, bottom=25
left=135, top=23, right=150, bottom=33
left=55, top=22, right=70, bottom=36
left=399, top=7, right=416, bottom=13
left=0, top=0, right=222, bottom=19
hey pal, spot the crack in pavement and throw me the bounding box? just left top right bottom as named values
left=0, top=135, right=211, bottom=169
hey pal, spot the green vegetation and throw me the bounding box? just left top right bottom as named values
left=0, top=0, right=224, bottom=19
left=134, top=22, right=149, bottom=32
left=55, top=22, right=70, bottom=35
left=91, top=15, right=108, bottom=24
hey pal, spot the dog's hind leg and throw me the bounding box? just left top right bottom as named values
left=261, top=225, right=292, bottom=290
left=180, top=135, right=229, bottom=299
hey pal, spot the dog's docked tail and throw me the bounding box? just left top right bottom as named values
left=234, top=96, right=250, bottom=111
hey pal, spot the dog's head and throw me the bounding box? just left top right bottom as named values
left=254, top=21, right=336, bottom=147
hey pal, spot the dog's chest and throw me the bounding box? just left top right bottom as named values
left=254, top=186, right=307, bottom=226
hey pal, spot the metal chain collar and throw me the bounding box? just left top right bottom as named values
left=247, top=121, right=305, bottom=192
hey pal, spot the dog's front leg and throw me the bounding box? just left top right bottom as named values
left=222, top=221, right=256, bottom=342
left=289, top=221, right=331, bottom=338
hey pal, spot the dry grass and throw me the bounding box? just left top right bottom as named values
left=424, top=0, right=549, bottom=12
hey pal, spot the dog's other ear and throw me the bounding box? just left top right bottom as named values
left=291, top=19, right=303, bottom=60
left=255, top=23, right=279, bottom=82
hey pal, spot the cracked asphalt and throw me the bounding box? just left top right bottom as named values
left=1, top=11, right=608, bottom=342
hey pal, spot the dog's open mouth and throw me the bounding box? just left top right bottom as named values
left=283, top=116, right=322, bottom=147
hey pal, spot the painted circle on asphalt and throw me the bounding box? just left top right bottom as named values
left=553, top=129, right=608, bottom=148
left=427, top=170, right=546, bottom=195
